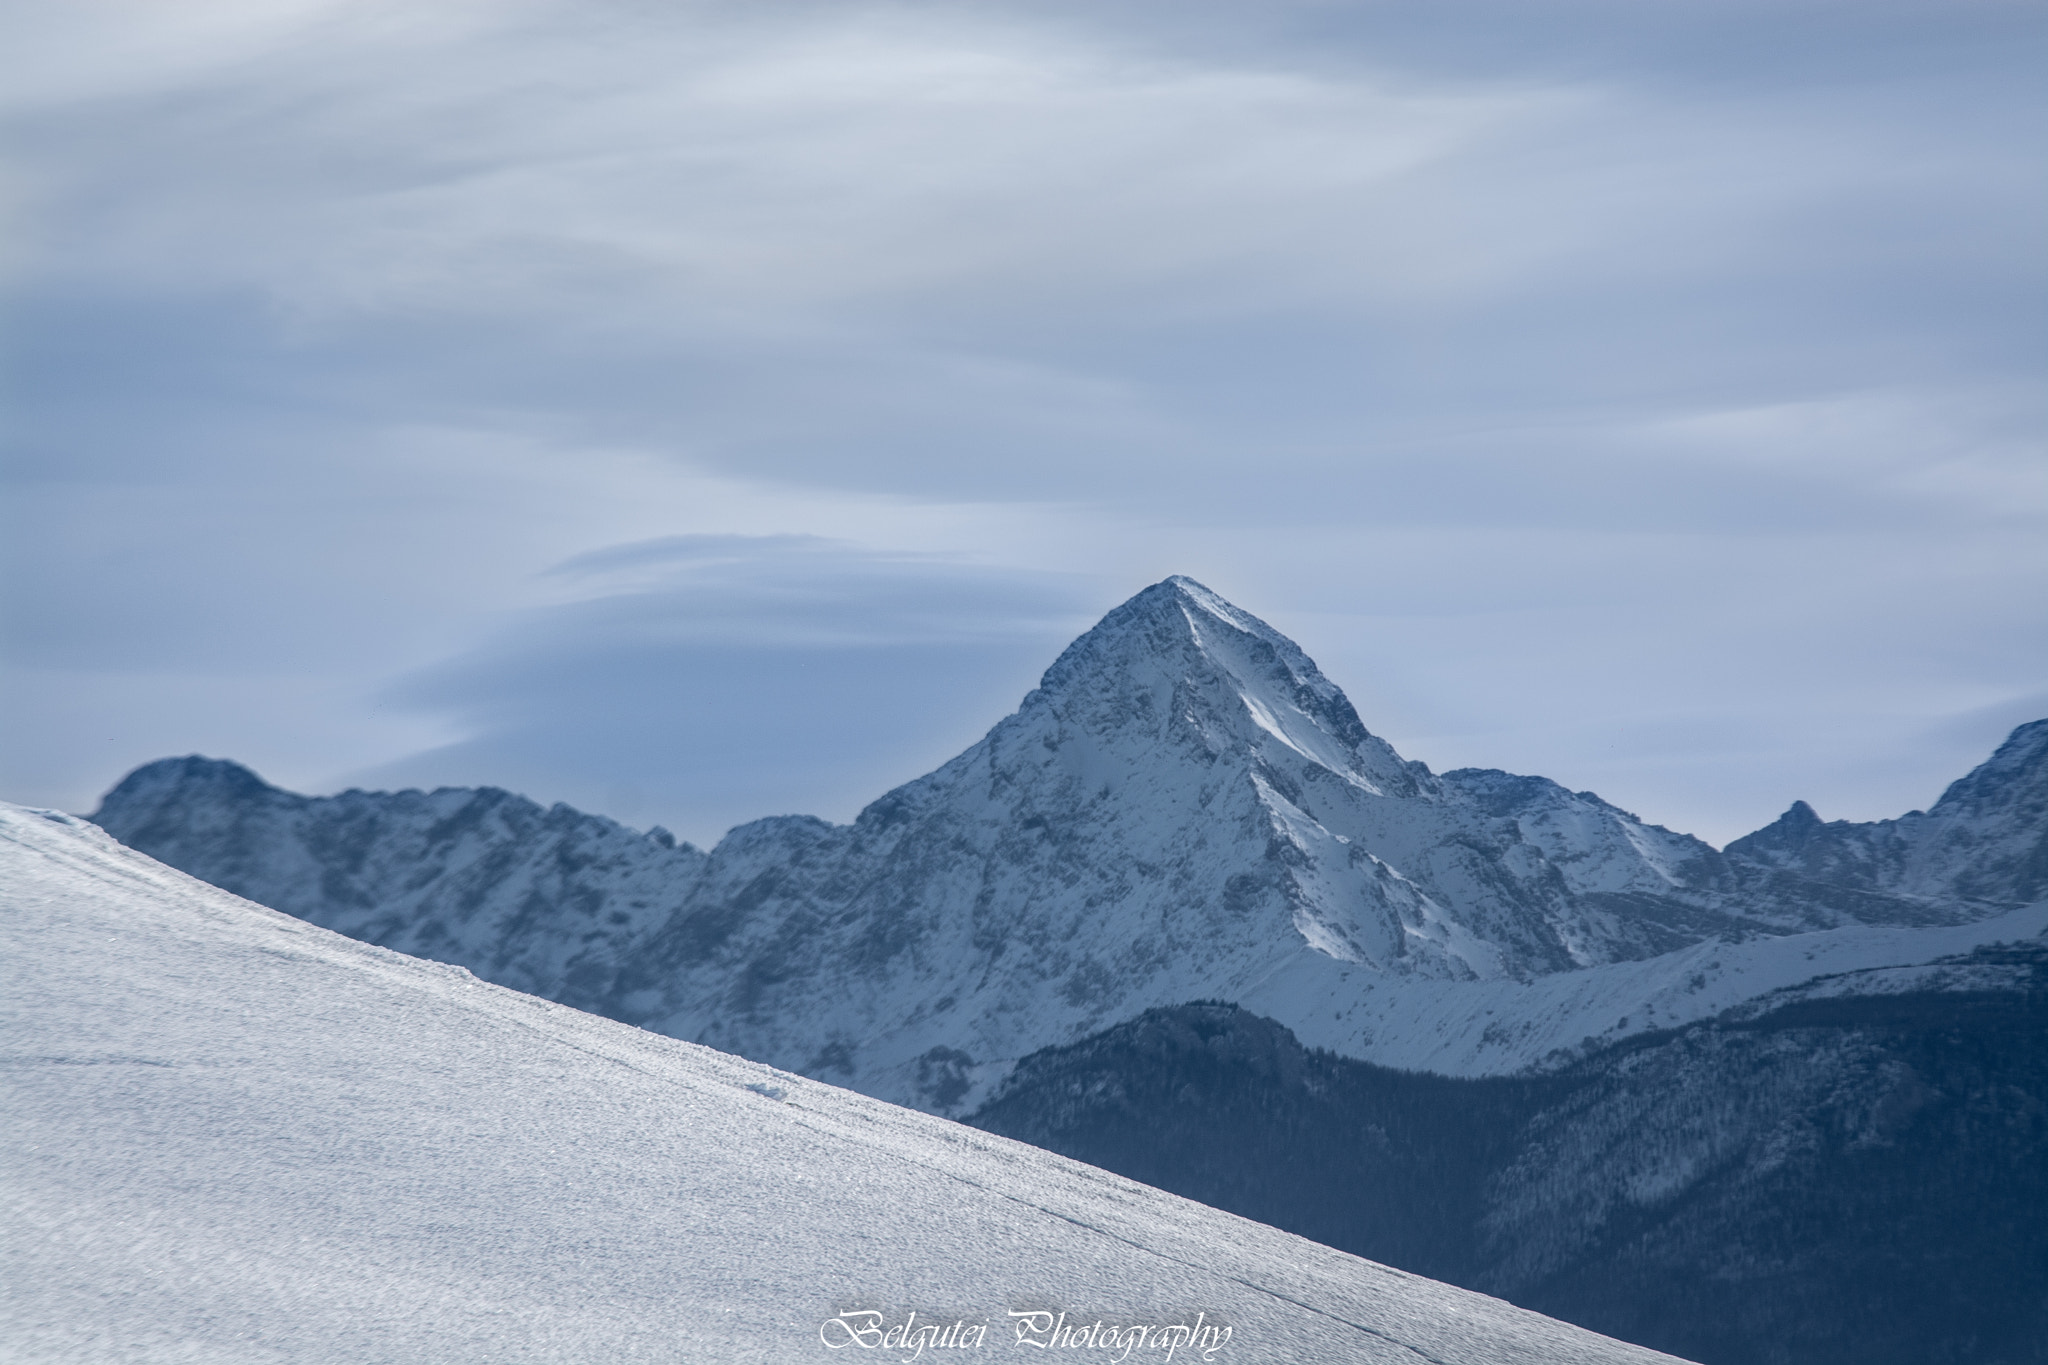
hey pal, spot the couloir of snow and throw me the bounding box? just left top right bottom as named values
left=0, top=804, right=1692, bottom=1365
left=90, top=578, right=2047, bottom=1112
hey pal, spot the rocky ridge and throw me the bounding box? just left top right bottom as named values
left=1726, top=718, right=2048, bottom=907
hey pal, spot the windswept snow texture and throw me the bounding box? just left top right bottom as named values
left=0, top=805, right=1692, bottom=1365
left=91, top=578, right=2047, bottom=1110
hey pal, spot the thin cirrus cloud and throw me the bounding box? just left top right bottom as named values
left=17, top=7, right=1547, bottom=319
left=1, top=0, right=2042, bottom=845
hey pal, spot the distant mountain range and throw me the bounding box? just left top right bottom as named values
left=91, top=578, right=2047, bottom=1107
left=87, top=577, right=2048, bottom=1365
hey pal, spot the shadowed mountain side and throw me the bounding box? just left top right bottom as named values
left=967, top=965, right=2048, bottom=1365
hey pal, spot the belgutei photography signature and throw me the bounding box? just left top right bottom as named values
left=820, top=1309, right=1232, bottom=1362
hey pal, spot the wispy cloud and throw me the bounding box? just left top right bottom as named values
left=357, top=536, right=1092, bottom=842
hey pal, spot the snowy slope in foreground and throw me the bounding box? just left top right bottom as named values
left=0, top=805, right=1689, bottom=1365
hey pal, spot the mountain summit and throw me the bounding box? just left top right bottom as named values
left=92, top=578, right=2044, bottom=1111
left=1025, top=575, right=1425, bottom=798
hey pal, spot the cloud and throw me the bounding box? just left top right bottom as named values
left=9, top=4, right=1546, bottom=317
left=351, top=537, right=1097, bottom=844
left=3, top=0, right=2043, bottom=846
left=13, top=0, right=2039, bottom=517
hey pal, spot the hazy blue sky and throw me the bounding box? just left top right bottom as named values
left=4, top=0, right=2044, bottom=847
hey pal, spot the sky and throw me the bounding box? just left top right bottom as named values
left=2, top=0, right=2043, bottom=849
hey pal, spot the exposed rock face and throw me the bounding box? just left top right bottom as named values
left=91, top=578, right=2044, bottom=1110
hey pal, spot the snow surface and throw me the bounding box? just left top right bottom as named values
left=0, top=803, right=1692, bottom=1364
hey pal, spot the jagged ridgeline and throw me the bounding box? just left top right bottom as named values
left=89, top=576, right=2048, bottom=1365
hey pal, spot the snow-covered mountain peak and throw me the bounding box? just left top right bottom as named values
left=1025, top=577, right=1421, bottom=799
